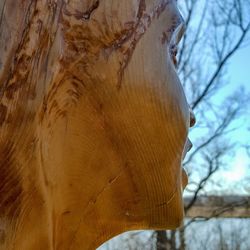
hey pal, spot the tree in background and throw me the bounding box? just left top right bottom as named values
left=156, top=0, right=250, bottom=249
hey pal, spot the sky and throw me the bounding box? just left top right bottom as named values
left=186, top=42, right=250, bottom=195
left=219, top=45, right=250, bottom=193
left=178, top=0, right=250, bottom=196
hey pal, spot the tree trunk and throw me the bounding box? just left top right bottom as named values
left=156, top=230, right=178, bottom=250
left=170, top=230, right=177, bottom=250
left=156, top=231, right=168, bottom=250
left=179, top=227, right=186, bottom=250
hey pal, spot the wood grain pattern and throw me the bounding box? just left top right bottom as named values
left=0, top=0, right=194, bottom=249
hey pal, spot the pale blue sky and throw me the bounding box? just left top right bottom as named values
left=180, top=0, right=250, bottom=194
left=228, top=46, right=250, bottom=91
left=187, top=44, right=250, bottom=195
left=221, top=44, right=250, bottom=193
left=226, top=45, right=250, bottom=145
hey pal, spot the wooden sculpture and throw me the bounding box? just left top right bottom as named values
left=0, top=0, right=195, bottom=249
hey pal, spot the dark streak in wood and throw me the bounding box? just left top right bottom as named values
left=0, top=143, right=23, bottom=220
left=0, top=229, right=5, bottom=245
left=0, top=0, right=7, bottom=31
left=62, top=210, right=71, bottom=215
left=115, top=0, right=171, bottom=89
left=0, top=103, right=7, bottom=126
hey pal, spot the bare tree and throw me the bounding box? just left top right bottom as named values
left=156, top=0, right=250, bottom=249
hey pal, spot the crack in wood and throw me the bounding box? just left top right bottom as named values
left=63, top=0, right=100, bottom=21
left=82, top=0, right=99, bottom=20
left=68, top=164, right=129, bottom=249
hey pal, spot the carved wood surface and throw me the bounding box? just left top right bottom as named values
left=0, top=1, right=193, bottom=249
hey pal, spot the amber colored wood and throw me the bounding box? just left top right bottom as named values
left=0, top=0, right=194, bottom=249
